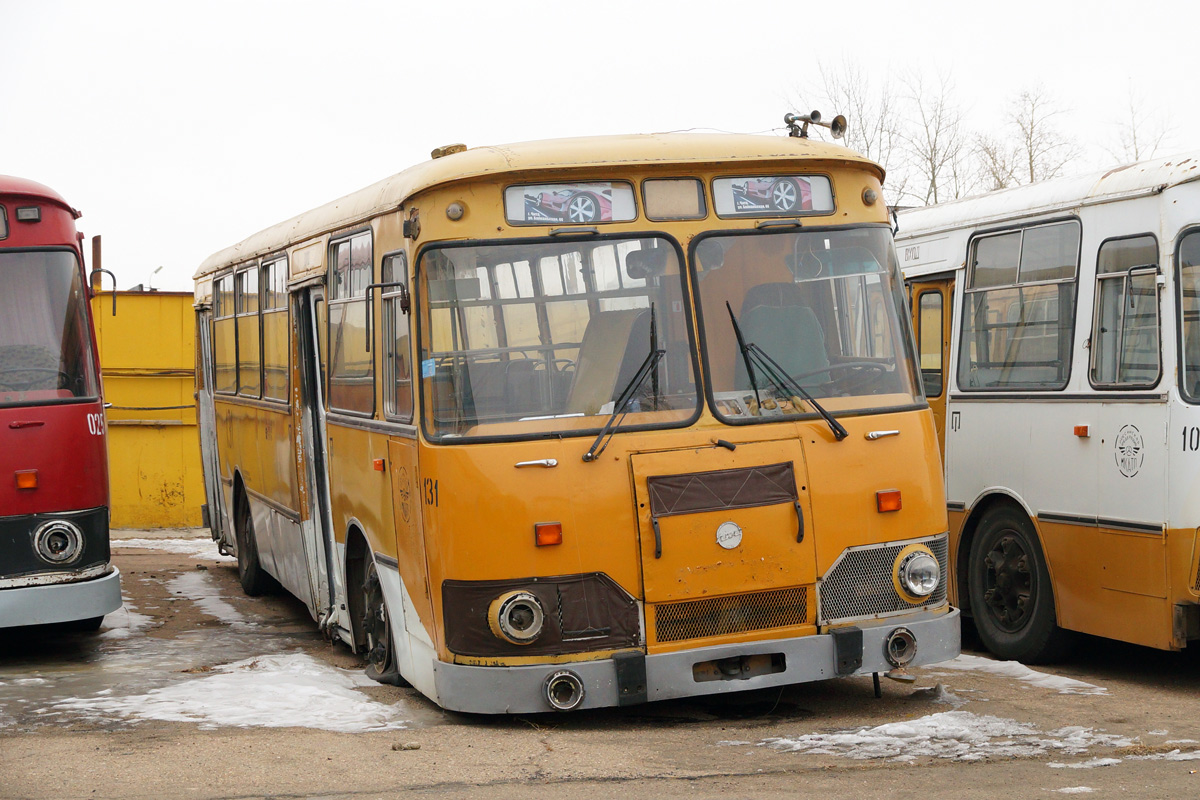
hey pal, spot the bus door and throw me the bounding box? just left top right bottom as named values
left=295, top=285, right=350, bottom=638
left=632, top=439, right=818, bottom=634
left=195, top=308, right=227, bottom=539
left=909, top=277, right=954, bottom=459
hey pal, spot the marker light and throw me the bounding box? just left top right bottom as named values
left=876, top=489, right=902, bottom=513
left=372, top=458, right=386, bottom=472
left=535, top=522, right=563, bottom=547
left=1074, top=425, right=1090, bottom=438
left=15, top=206, right=41, bottom=222
left=15, top=470, right=38, bottom=490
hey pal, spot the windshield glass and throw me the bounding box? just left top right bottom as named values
left=694, top=227, right=919, bottom=422
left=418, top=236, right=698, bottom=440
left=0, top=250, right=99, bottom=407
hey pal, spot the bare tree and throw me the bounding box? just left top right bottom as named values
left=974, top=133, right=1020, bottom=190
left=898, top=70, right=975, bottom=205
left=788, top=59, right=909, bottom=201
left=1106, top=84, right=1172, bottom=163
left=1008, top=86, right=1079, bottom=184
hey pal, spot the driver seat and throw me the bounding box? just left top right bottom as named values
left=733, top=283, right=828, bottom=391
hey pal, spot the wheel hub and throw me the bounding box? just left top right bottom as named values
left=982, top=533, right=1033, bottom=632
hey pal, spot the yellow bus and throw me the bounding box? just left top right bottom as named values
left=193, top=128, right=958, bottom=713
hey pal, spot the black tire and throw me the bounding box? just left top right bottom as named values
left=770, top=178, right=801, bottom=212
left=968, top=505, right=1075, bottom=663
left=566, top=192, right=600, bottom=223
left=235, top=493, right=279, bottom=597
left=360, top=559, right=405, bottom=686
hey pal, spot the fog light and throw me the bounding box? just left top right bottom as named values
left=884, top=627, right=918, bottom=667
left=544, top=669, right=585, bottom=711
left=34, top=520, right=85, bottom=565
left=488, top=590, right=545, bottom=645
left=894, top=545, right=940, bottom=600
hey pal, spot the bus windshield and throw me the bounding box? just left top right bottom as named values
left=0, top=250, right=99, bottom=407
left=418, top=236, right=698, bottom=440
left=695, top=227, right=919, bottom=421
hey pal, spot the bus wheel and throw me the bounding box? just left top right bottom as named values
left=234, top=495, right=278, bottom=597
left=968, top=506, right=1075, bottom=663
left=360, top=560, right=403, bottom=685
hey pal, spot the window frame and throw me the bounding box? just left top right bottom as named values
left=1174, top=227, right=1200, bottom=404
left=212, top=271, right=238, bottom=396
left=326, top=230, right=375, bottom=416
left=641, top=177, right=708, bottom=222
left=381, top=250, right=413, bottom=423
left=235, top=263, right=262, bottom=399
left=917, top=289, right=944, bottom=399
left=260, top=256, right=291, bottom=404
left=956, top=218, right=1082, bottom=393
left=1088, top=233, right=1162, bottom=390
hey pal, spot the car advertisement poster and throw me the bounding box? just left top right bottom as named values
left=713, top=175, right=834, bottom=217
left=505, top=182, right=636, bottom=225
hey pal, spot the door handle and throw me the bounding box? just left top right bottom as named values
left=515, top=459, right=558, bottom=468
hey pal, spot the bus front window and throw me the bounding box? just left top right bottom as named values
left=0, top=250, right=99, bottom=407
left=695, top=228, right=919, bottom=422
left=418, top=237, right=698, bottom=440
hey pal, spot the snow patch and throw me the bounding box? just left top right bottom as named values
left=762, top=711, right=1131, bottom=762
left=49, top=653, right=408, bottom=732
left=1051, top=788, right=1095, bottom=795
left=936, top=654, right=1106, bottom=695
left=99, top=595, right=155, bottom=639
left=1130, top=749, right=1200, bottom=762
left=113, top=538, right=234, bottom=562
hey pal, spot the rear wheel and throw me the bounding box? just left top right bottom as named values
left=235, top=492, right=278, bottom=597
left=968, top=505, right=1075, bottom=663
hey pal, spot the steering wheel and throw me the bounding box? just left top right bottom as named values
left=0, top=367, right=72, bottom=392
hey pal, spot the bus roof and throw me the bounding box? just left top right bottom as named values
left=0, top=175, right=80, bottom=219
left=897, top=151, right=1200, bottom=240
left=194, top=132, right=880, bottom=279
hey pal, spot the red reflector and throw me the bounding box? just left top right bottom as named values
left=372, top=458, right=386, bottom=472
left=876, top=489, right=902, bottom=513
left=535, top=523, right=563, bottom=547
left=15, top=470, right=38, bottom=490
left=1074, top=425, right=1090, bottom=438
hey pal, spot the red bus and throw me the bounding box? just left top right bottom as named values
left=0, top=176, right=120, bottom=630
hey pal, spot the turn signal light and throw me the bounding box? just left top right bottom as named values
left=876, top=489, right=902, bottom=513
left=534, top=522, right=563, bottom=547
left=15, top=470, right=38, bottom=490
left=1074, top=425, right=1090, bottom=437
left=372, top=458, right=386, bottom=471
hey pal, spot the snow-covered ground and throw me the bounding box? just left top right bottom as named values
left=113, top=537, right=234, bottom=562
left=49, top=653, right=409, bottom=733
left=932, top=654, right=1107, bottom=695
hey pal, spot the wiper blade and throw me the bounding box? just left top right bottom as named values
left=583, top=305, right=664, bottom=462
left=726, top=301, right=763, bottom=410
left=746, top=342, right=848, bottom=441
left=726, top=304, right=847, bottom=442
left=582, top=347, right=665, bottom=462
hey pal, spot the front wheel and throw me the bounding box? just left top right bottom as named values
left=968, top=505, right=1075, bottom=663
left=235, top=494, right=279, bottom=597
left=360, top=559, right=405, bottom=685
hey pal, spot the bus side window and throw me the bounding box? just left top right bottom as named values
left=213, top=274, right=237, bottom=394
left=261, top=258, right=290, bottom=402
left=918, top=291, right=943, bottom=397
left=327, top=233, right=374, bottom=415
left=1090, top=235, right=1160, bottom=388
left=383, top=253, right=412, bottom=422
left=1177, top=231, right=1200, bottom=401
left=236, top=265, right=262, bottom=399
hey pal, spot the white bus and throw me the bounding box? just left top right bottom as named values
left=898, top=152, right=1200, bottom=662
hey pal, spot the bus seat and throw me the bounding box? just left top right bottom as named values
left=734, top=283, right=828, bottom=390
left=566, top=308, right=652, bottom=415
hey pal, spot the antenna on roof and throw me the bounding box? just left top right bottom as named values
left=785, top=111, right=847, bottom=140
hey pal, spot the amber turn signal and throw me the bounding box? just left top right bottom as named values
left=15, top=470, right=38, bottom=490
left=876, top=489, right=902, bottom=513
left=534, top=522, right=563, bottom=547
left=1074, top=425, right=1090, bottom=437
left=372, top=458, right=386, bottom=471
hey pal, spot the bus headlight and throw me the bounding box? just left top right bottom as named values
left=894, top=545, right=940, bottom=600
left=488, top=591, right=545, bottom=645
left=34, top=520, right=85, bottom=565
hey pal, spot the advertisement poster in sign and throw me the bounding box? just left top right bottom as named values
left=713, top=175, right=834, bottom=217
left=505, top=182, right=636, bottom=225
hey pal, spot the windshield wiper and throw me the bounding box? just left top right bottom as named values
left=726, top=305, right=848, bottom=442
left=583, top=306, right=665, bottom=462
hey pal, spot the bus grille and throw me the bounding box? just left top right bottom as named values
left=818, top=534, right=949, bottom=624
left=653, top=587, right=810, bottom=643
left=1194, top=550, right=1200, bottom=592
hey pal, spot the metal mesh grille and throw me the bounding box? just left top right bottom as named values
left=653, top=587, right=809, bottom=643
left=1193, top=549, right=1200, bottom=592
left=818, top=535, right=949, bottom=623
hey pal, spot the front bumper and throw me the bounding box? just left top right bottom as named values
left=433, top=606, right=960, bottom=714
left=0, top=567, right=122, bottom=628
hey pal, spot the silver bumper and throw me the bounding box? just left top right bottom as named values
left=433, top=606, right=960, bottom=714
left=0, top=567, right=122, bottom=628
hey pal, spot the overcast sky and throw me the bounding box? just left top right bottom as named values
left=3, top=0, right=1196, bottom=291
